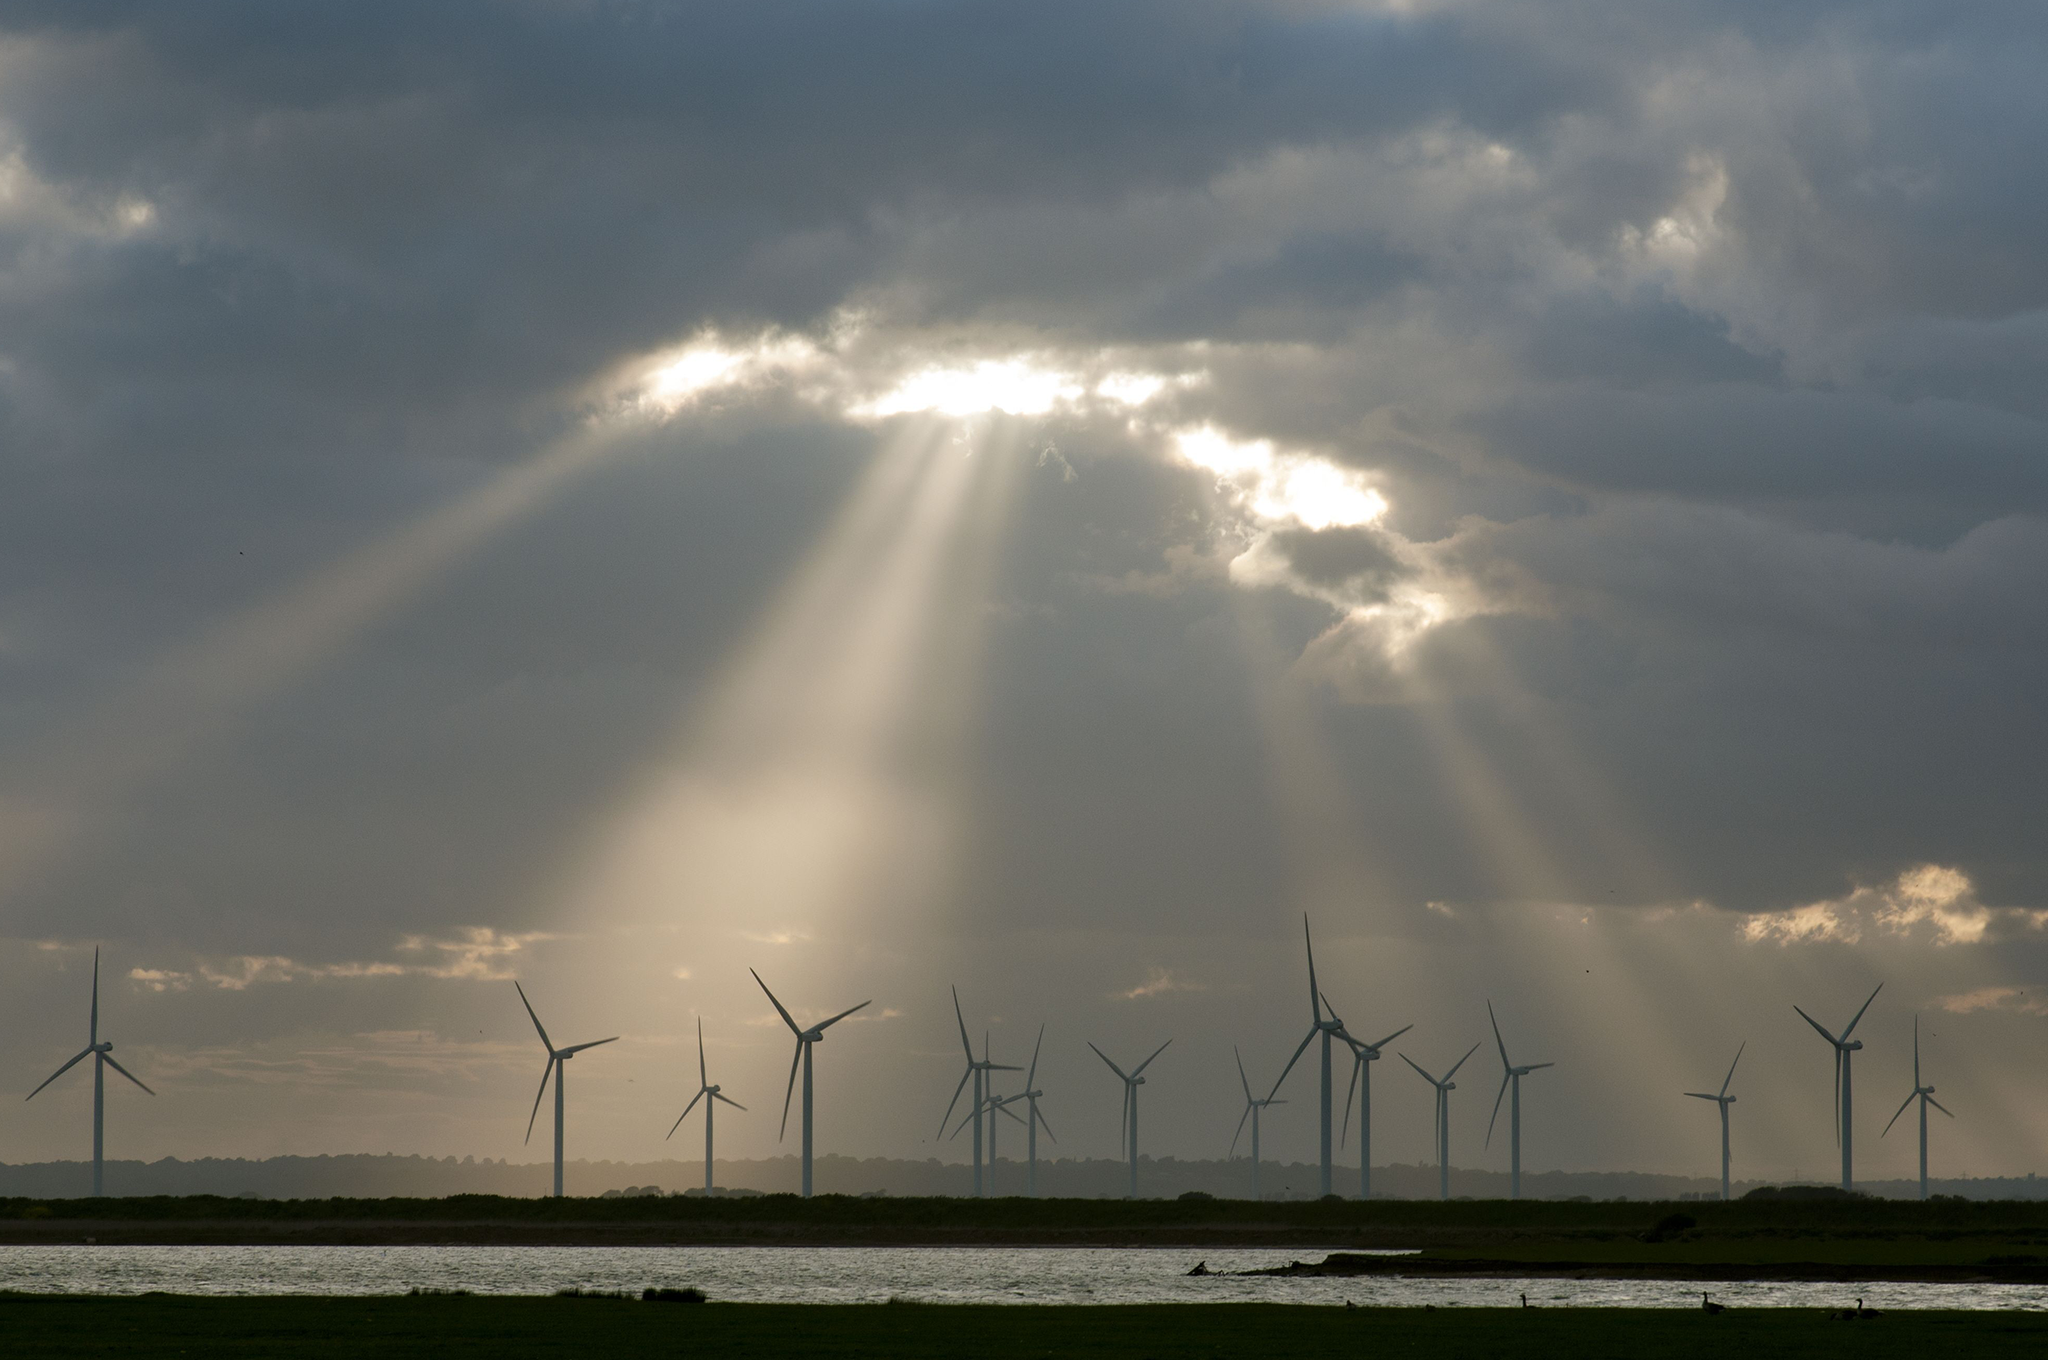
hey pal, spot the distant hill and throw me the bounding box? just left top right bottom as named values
left=1, top=1153, right=2042, bottom=1201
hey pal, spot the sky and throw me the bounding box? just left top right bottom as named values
left=1, top=1, right=2045, bottom=1188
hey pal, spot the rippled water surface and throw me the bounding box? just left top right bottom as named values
left=1, top=1245, right=2044, bottom=1309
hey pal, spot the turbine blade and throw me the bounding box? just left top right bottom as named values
left=1913, top=1015, right=1921, bottom=1088
left=1368, top=1023, right=1413, bottom=1053
left=713, top=1091, right=746, bottom=1110
left=698, top=1017, right=707, bottom=1089
left=997, top=1102, right=1027, bottom=1128
left=1303, top=914, right=1322, bottom=1023
left=779, top=1040, right=802, bottom=1141
left=988, top=1063, right=1024, bottom=1072
left=1881, top=1089, right=1915, bottom=1138
left=949, top=1106, right=976, bottom=1139
left=558, top=1037, right=618, bottom=1056
left=1131, top=1038, right=1171, bottom=1077
left=1320, top=991, right=1345, bottom=1030
left=1524, top=1062, right=1555, bottom=1072
left=816, top=1000, right=871, bottom=1031
left=1035, top=1104, right=1057, bottom=1143
left=101, top=1054, right=153, bottom=1096
left=1720, top=1041, right=1745, bottom=1098
left=1684, top=1092, right=1719, bottom=1101
left=1840, top=982, right=1883, bottom=1040
left=1793, top=1004, right=1841, bottom=1046
left=940, top=1065, right=974, bottom=1136
left=1230, top=1102, right=1252, bottom=1158
left=1928, top=1096, right=1955, bottom=1119
left=515, top=982, right=554, bottom=1054
left=1486, top=1072, right=1510, bottom=1148
left=525, top=1058, right=554, bottom=1144
left=1444, top=1041, right=1482, bottom=1082
left=1236, top=1046, right=1253, bottom=1105
left=667, top=1087, right=707, bottom=1139
left=1399, top=1052, right=1436, bottom=1084
left=1120, top=1081, right=1130, bottom=1142
left=90, top=948, right=101, bottom=1048
left=1087, top=1042, right=1129, bottom=1082
left=26, top=1047, right=94, bottom=1101
left=1489, top=1000, right=1509, bottom=1070
left=1833, top=1047, right=1842, bottom=1147
left=752, top=970, right=802, bottom=1037
left=1339, top=1050, right=1363, bottom=1148
left=1270, top=1027, right=1317, bottom=1098
left=1026, top=1024, right=1044, bottom=1090
left=953, top=987, right=974, bottom=1061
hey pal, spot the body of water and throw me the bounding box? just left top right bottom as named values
left=0, top=1245, right=2042, bottom=1309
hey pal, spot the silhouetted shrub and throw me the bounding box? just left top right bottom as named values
left=641, top=1287, right=705, bottom=1303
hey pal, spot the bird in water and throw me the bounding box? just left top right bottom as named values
left=1701, top=1293, right=1724, bottom=1314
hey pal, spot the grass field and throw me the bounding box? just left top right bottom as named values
left=2, top=1296, right=2046, bottom=1360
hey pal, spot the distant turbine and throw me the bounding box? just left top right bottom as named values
left=1483, top=1001, right=1554, bottom=1200
left=1683, top=1042, right=1744, bottom=1201
left=994, top=1025, right=1056, bottom=1196
left=951, top=1088, right=1027, bottom=1191
left=1793, top=983, right=1882, bottom=1191
left=1882, top=1016, right=1954, bottom=1201
left=1337, top=1021, right=1412, bottom=1201
left=1270, top=916, right=1353, bottom=1197
left=1401, top=1043, right=1481, bottom=1201
left=754, top=969, right=869, bottom=1198
left=26, top=950, right=154, bottom=1197
left=1089, top=1039, right=1170, bottom=1199
left=938, top=989, right=1020, bottom=1198
left=516, top=982, right=618, bottom=1198
left=666, top=1018, right=745, bottom=1194
left=1230, top=1046, right=1287, bottom=1201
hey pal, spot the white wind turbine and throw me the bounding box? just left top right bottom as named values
left=1337, top=1020, right=1412, bottom=1201
left=1483, top=1001, right=1554, bottom=1200
left=1401, top=1042, right=1481, bottom=1201
left=951, top=1086, right=1027, bottom=1192
left=26, top=950, right=154, bottom=1197
left=1270, top=916, right=1350, bottom=1197
left=989, top=1025, right=1057, bottom=1196
left=516, top=982, right=618, bottom=1198
left=753, top=969, right=869, bottom=1198
left=1683, top=1042, right=1744, bottom=1201
left=1089, top=1039, right=1170, bottom=1199
left=1230, top=1046, right=1286, bottom=1201
left=667, top=1018, right=745, bottom=1194
left=938, top=988, right=1020, bottom=1198
left=1882, top=1016, right=1954, bottom=1201
left=1794, top=982, right=1882, bottom=1191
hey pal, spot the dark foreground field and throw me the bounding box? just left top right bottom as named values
left=6, top=1194, right=2048, bottom=1281
left=2, top=1296, right=2046, bottom=1360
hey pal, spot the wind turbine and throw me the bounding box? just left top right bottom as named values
left=667, top=1018, right=745, bottom=1194
left=1337, top=1020, right=1412, bottom=1201
left=1270, top=915, right=1351, bottom=1197
left=516, top=982, right=618, bottom=1198
left=754, top=969, right=869, bottom=1198
left=1089, top=1039, right=1170, bottom=1198
left=1793, top=982, right=1882, bottom=1191
left=1401, top=1043, right=1481, bottom=1201
left=938, top=988, right=1019, bottom=1198
left=1882, top=1016, right=1953, bottom=1201
left=1683, top=1042, right=1744, bottom=1201
left=26, top=950, right=154, bottom=1197
left=1230, top=1046, right=1286, bottom=1201
left=951, top=1089, right=1027, bottom=1192
left=995, top=1024, right=1056, bottom=1196
left=1483, top=1001, right=1554, bottom=1201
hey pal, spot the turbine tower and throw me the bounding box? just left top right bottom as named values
left=1882, top=1016, right=1953, bottom=1201
left=938, top=988, right=1019, bottom=1198
left=1793, top=982, right=1882, bottom=1191
left=1230, top=1046, right=1287, bottom=1201
left=667, top=1018, right=745, bottom=1194
left=1271, top=915, right=1351, bottom=1197
left=1337, top=1021, right=1412, bottom=1201
left=1089, top=1039, right=1170, bottom=1198
left=1401, top=1043, right=1480, bottom=1201
left=754, top=969, right=869, bottom=1198
left=1683, top=1042, right=1744, bottom=1201
left=1483, top=1001, right=1554, bottom=1200
left=516, top=982, right=618, bottom=1198
left=26, top=950, right=154, bottom=1197
left=951, top=1088, right=1027, bottom=1191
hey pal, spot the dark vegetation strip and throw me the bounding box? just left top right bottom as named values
left=3, top=1297, right=2046, bottom=1360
